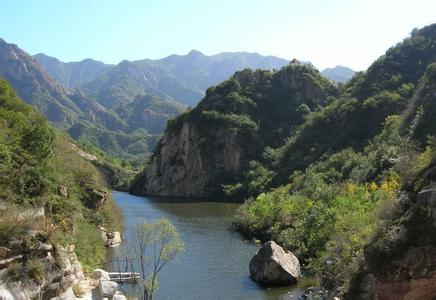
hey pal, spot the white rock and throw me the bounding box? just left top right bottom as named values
left=113, top=291, right=127, bottom=300
left=99, top=280, right=118, bottom=298
left=93, top=269, right=110, bottom=281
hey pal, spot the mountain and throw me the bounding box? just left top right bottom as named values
left=34, top=53, right=113, bottom=88
left=139, top=50, right=290, bottom=92
left=131, top=23, right=436, bottom=298
left=0, top=38, right=119, bottom=127
left=130, top=62, right=338, bottom=197
left=80, top=59, right=203, bottom=108
left=54, top=50, right=289, bottom=107
left=35, top=51, right=290, bottom=108
left=321, top=65, right=355, bottom=82
left=0, top=38, right=184, bottom=163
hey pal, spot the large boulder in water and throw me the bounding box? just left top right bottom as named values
left=249, top=241, right=301, bottom=285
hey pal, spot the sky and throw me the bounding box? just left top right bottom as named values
left=0, top=0, right=435, bottom=71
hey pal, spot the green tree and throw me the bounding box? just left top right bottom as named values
left=132, top=219, right=184, bottom=300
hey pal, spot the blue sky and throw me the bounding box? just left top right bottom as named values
left=1, top=0, right=434, bottom=70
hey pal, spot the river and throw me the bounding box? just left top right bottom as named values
left=108, top=191, right=303, bottom=300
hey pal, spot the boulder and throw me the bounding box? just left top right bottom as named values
left=101, top=228, right=122, bottom=247
left=0, top=285, right=14, bottom=300
left=93, top=268, right=110, bottom=281
left=113, top=291, right=127, bottom=300
left=99, top=280, right=118, bottom=298
left=107, top=231, right=121, bottom=247
left=58, top=186, right=68, bottom=198
left=249, top=241, right=301, bottom=285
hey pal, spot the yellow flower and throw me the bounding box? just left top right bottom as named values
left=346, top=182, right=357, bottom=194
left=369, top=182, right=378, bottom=192
left=380, top=181, right=389, bottom=192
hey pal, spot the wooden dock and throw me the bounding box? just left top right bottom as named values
left=108, top=272, right=141, bottom=282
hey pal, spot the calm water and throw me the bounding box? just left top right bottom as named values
left=108, top=191, right=302, bottom=300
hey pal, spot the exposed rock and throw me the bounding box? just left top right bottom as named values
left=0, top=246, right=11, bottom=258
left=249, top=241, right=301, bottom=285
left=85, top=188, right=108, bottom=209
left=93, top=268, right=110, bottom=281
left=58, top=185, right=68, bottom=198
left=0, top=285, right=14, bottom=300
left=113, top=290, right=128, bottom=300
left=33, top=242, right=53, bottom=253
left=99, top=280, right=118, bottom=298
left=0, top=254, right=23, bottom=267
left=19, top=207, right=45, bottom=222
left=100, top=227, right=122, bottom=247
left=346, top=184, right=436, bottom=299
left=131, top=122, right=241, bottom=197
left=0, top=244, right=88, bottom=299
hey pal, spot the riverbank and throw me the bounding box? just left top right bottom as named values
left=108, top=191, right=304, bottom=299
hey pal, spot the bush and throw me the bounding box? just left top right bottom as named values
left=26, top=257, right=45, bottom=284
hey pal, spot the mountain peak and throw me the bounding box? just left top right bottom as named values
left=187, top=49, right=204, bottom=57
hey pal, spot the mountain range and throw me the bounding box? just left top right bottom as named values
left=0, top=37, right=355, bottom=164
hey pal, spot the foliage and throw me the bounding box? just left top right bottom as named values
left=26, top=257, right=45, bottom=284
left=131, top=218, right=184, bottom=300
left=0, top=79, right=122, bottom=274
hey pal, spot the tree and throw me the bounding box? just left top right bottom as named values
left=132, top=219, right=184, bottom=300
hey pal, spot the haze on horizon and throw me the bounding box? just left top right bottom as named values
left=0, top=0, right=435, bottom=71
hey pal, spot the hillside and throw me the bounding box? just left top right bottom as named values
left=0, top=38, right=185, bottom=165
left=131, top=23, right=436, bottom=298
left=130, top=62, right=338, bottom=197
left=0, top=79, right=121, bottom=297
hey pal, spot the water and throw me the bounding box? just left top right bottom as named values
left=109, top=191, right=303, bottom=300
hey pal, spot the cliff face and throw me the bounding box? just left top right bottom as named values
left=134, top=121, right=241, bottom=197
left=346, top=181, right=436, bottom=299
left=0, top=244, right=85, bottom=299
left=131, top=64, right=337, bottom=198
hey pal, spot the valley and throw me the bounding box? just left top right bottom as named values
left=0, top=5, right=435, bottom=298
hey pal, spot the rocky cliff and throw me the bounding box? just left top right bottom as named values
left=133, top=121, right=242, bottom=197
left=131, top=64, right=337, bottom=198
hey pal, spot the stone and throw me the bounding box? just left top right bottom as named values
left=113, top=291, right=127, bottom=300
left=249, top=241, right=301, bottom=285
left=0, top=246, right=11, bottom=258
left=93, top=268, right=110, bottom=281
left=107, top=231, right=121, bottom=247
left=101, top=228, right=122, bottom=247
left=98, top=280, right=118, bottom=298
left=34, top=242, right=53, bottom=252
left=58, top=186, right=68, bottom=198
left=0, top=285, right=14, bottom=300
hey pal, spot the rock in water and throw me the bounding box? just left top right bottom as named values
left=249, top=241, right=301, bottom=285
left=99, top=280, right=118, bottom=298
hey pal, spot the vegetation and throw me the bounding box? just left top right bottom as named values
left=132, top=24, right=436, bottom=296
left=232, top=24, right=436, bottom=294
left=130, top=219, right=184, bottom=300
left=0, top=79, right=121, bottom=274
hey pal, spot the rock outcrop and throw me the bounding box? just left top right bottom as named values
left=0, top=244, right=85, bottom=299
left=131, top=121, right=241, bottom=197
left=346, top=183, right=436, bottom=299
left=100, top=227, right=122, bottom=247
left=130, top=64, right=337, bottom=199
left=249, top=241, right=301, bottom=286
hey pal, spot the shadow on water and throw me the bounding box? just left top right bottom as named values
left=109, top=191, right=303, bottom=300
